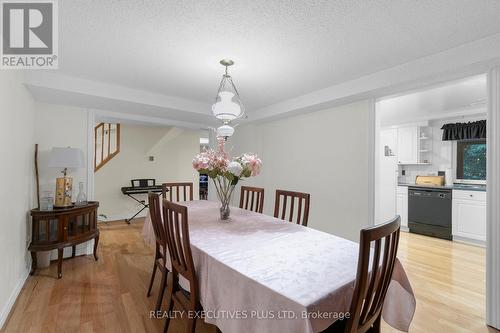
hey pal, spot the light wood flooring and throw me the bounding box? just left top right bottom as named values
left=2, top=219, right=498, bottom=333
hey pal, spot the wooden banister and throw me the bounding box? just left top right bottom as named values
left=94, top=123, right=120, bottom=172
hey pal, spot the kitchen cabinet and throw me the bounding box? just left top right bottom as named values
left=397, top=126, right=418, bottom=164
left=396, top=186, right=408, bottom=230
left=452, top=190, right=486, bottom=242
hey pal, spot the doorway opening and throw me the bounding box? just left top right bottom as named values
left=89, top=117, right=207, bottom=223
left=373, top=74, right=489, bottom=331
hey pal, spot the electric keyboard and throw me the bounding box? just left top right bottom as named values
left=120, top=179, right=167, bottom=223
left=120, top=185, right=163, bottom=195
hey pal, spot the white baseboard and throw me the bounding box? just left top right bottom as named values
left=0, top=269, right=30, bottom=329
left=453, top=236, right=486, bottom=247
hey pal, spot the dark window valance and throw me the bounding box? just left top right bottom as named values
left=441, top=120, right=486, bottom=141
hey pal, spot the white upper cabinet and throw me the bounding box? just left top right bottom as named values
left=397, top=126, right=418, bottom=164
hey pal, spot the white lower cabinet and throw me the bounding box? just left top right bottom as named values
left=452, top=190, right=486, bottom=242
left=396, top=186, right=408, bottom=230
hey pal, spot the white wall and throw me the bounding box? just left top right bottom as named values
left=35, top=102, right=88, bottom=201
left=94, top=124, right=200, bottom=220
left=229, top=100, right=373, bottom=241
left=376, top=128, right=398, bottom=222
left=0, top=72, right=35, bottom=327
left=34, top=102, right=91, bottom=259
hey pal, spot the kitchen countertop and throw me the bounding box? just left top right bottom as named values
left=398, top=183, right=487, bottom=192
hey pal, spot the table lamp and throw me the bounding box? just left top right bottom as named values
left=48, top=147, right=84, bottom=208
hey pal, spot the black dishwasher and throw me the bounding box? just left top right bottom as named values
left=408, top=187, right=452, bottom=240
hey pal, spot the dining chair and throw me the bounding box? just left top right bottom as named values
left=239, top=186, right=265, bottom=213
left=273, top=189, right=311, bottom=226
left=146, top=193, right=170, bottom=312
left=162, top=200, right=201, bottom=333
left=322, top=216, right=401, bottom=333
left=162, top=182, right=194, bottom=202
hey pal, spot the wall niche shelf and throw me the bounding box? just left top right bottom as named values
left=417, top=126, right=432, bottom=164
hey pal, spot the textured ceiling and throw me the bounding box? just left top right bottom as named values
left=58, top=0, right=500, bottom=112
left=377, top=75, right=487, bottom=126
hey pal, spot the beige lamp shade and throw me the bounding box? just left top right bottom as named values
left=48, top=147, right=84, bottom=169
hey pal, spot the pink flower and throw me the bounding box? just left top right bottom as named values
left=192, top=152, right=211, bottom=171
left=213, top=155, right=229, bottom=171
left=241, top=153, right=262, bottom=176
left=192, top=142, right=262, bottom=179
left=217, top=136, right=226, bottom=152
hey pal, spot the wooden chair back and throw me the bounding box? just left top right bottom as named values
left=345, top=216, right=401, bottom=333
left=239, top=186, right=265, bottom=213
left=162, top=200, right=198, bottom=303
left=148, top=192, right=166, bottom=250
left=273, top=189, right=310, bottom=226
left=162, top=182, right=194, bottom=202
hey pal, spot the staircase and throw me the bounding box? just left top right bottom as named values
left=94, top=123, right=120, bottom=171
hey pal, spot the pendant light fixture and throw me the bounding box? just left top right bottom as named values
left=212, top=59, right=246, bottom=137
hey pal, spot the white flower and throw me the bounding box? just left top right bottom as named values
left=227, top=161, right=243, bottom=177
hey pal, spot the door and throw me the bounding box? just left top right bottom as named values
left=376, top=129, right=398, bottom=223
left=66, top=211, right=92, bottom=241
left=397, top=126, right=418, bottom=164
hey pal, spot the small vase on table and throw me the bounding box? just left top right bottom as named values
left=75, top=182, right=87, bottom=206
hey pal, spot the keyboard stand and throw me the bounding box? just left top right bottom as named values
left=124, top=193, right=149, bottom=224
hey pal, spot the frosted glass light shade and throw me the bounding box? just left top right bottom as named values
left=212, top=91, right=242, bottom=122
left=217, top=125, right=235, bottom=137
left=48, top=147, right=84, bottom=169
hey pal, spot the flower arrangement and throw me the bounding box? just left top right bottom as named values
left=192, top=137, right=262, bottom=220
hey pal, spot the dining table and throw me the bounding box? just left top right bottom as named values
left=141, top=200, right=415, bottom=333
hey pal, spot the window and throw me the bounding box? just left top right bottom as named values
left=456, top=139, right=487, bottom=180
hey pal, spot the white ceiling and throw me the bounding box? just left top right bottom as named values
left=377, top=75, right=487, bottom=126
left=27, top=1, right=500, bottom=126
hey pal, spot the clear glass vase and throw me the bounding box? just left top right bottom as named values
left=220, top=200, right=231, bottom=220
left=75, top=182, right=87, bottom=206
left=213, top=177, right=236, bottom=221
left=40, top=191, right=54, bottom=211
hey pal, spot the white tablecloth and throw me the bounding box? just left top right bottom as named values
left=142, top=200, right=415, bottom=333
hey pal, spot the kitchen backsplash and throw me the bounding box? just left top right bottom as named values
left=398, top=164, right=442, bottom=184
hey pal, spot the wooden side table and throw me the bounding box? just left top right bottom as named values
left=29, top=201, right=99, bottom=279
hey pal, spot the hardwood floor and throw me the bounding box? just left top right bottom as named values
left=2, top=220, right=498, bottom=333
left=382, top=232, right=496, bottom=333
